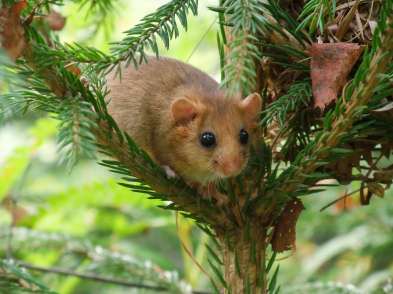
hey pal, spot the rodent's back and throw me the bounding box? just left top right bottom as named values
left=106, top=57, right=220, bottom=160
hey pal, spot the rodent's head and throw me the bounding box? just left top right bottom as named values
left=168, top=91, right=262, bottom=184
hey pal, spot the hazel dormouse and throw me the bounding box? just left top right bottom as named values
left=107, top=57, right=261, bottom=186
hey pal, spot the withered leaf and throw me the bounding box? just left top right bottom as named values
left=0, top=0, right=27, bottom=60
left=271, top=198, right=304, bottom=253
left=46, top=10, right=66, bottom=31
left=334, top=193, right=358, bottom=212
left=2, top=196, right=28, bottom=225
left=328, top=151, right=360, bottom=185
left=310, top=43, right=363, bottom=110
left=367, top=182, right=385, bottom=198
left=65, top=63, right=82, bottom=76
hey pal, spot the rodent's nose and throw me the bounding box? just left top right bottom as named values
left=219, top=156, right=242, bottom=177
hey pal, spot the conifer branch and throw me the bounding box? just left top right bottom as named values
left=297, top=0, right=337, bottom=34
left=16, top=261, right=209, bottom=294
left=17, top=262, right=171, bottom=292
left=0, top=259, right=54, bottom=294
left=32, top=43, right=113, bottom=66
left=220, top=0, right=309, bottom=95
left=73, top=0, right=121, bottom=36
left=1, top=228, right=198, bottom=293
left=255, top=3, right=393, bottom=215
left=222, top=0, right=266, bottom=94
left=57, top=97, right=98, bottom=168
left=8, top=17, right=228, bottom=229
left=16, top=0, right=199, bottom=71
left=261, top=80, right=312, bottom=128
left=95, top=123, right=228, bottom=227
left=105, top=0, right=198, bottom=72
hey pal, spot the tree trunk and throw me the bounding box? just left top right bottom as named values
left=221, top=227, right=267, bottom=293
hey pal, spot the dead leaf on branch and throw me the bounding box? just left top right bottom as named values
left=367, top=182, right=385, bottom=198
left=271, top=198, right=304, bottom=253
left=334, top=193, right=358, bottom=213
left=1, top=195, right=28, bottom=225
left=46, top=10, right=66, bottom=31
left=325, top=147, right=360, bottom=185
left=65, top=63, right=82, bottom=76
left=310, top=43, right=363, bottom=110
left=0, top=0, right=27, bottom=60
left=374, top=169, right=393, bottom=186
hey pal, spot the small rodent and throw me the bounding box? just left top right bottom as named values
left=107, top=57, right=261, bottom=184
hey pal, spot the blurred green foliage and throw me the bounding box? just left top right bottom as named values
left=0, top=1, right=392, bottom=293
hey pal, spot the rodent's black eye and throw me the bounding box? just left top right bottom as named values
left=239, top=129, right=249, bottom=145
left=200, top=132, right=216, bottom=148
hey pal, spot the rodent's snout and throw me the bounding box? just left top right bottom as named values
left=213, top=154, right=244, bottom=177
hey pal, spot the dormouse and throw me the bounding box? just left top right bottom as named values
left=107, top=57, right=261, bottom=184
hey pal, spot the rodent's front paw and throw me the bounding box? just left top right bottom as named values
left=197, top=184, right=229, bottom=206
left=162, top=165, right=177, bottom=179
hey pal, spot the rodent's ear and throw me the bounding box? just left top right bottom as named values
left=171, top=98, right=199, bottom=124
left=239, top=93, right=262, bottom=122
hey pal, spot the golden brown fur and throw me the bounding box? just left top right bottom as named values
left=107, top=57, right=261, bottom=184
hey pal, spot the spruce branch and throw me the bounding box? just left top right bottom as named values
left=57, top=96, right=98, bottom=168
left=221, top=0, right=309, bottom=95
left=95, top=123, right=229, bottom=227
left=222, top=0, right=266, bottom=94
left=7, top=1, right=198, bottom=71
left=0, top=50, right=23, bottom=122
left=297, top=0, right=337, bottom=35
left=1, top=228, right=198, bottom=293
left=0, top=259, right=55, bottom=294
left=261, top=80, right=312, bottom=128
left=16, top=261, right=209, bottom=294
left=17, top=262, right=170, bottom=292
left=32, top=42, right=113, bottom=66
left=73, top=0, right=121, bottom=34
left=255, top=2, right=393, bottom=215
left=104, top=0, right=198, bottom=72
left=1, top=59, right=98, bottom=166
left=261, top=0, right=311, bottom=48
left=72, top=0, right=118, bottom=16
left=4, top=5, right=228, bottom=229
left=261, top=80, right=313, bottom=162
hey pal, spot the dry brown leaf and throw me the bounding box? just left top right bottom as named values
left=0, top=0, right=27, bottom=60
left=334, top=193, right=358, bottom=212
left=65, top=63, right=82, bottom=76
left=367, top=182, right=385, bottom=198
left=271, top=198, right=304, bottom=253
left=327, top=149, right=360, bottom=184
left=310, top=43, right=363, bottom=110
left=46, top=10, right=66, bottom=31
left=2, top=196, right=28, bottom=225
left=374, top=169, right=393, bottom=185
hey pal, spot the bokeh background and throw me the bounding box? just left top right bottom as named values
left=1, top=0, right=392, bottom=293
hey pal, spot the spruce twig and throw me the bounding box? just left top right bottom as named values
left=16, top=11, right=228, bottom=229
left=16, top=261, right=210, bottom=294
left=105, top=0, right=198, bottom=72
left=256, top=6, right=393, bottom=215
